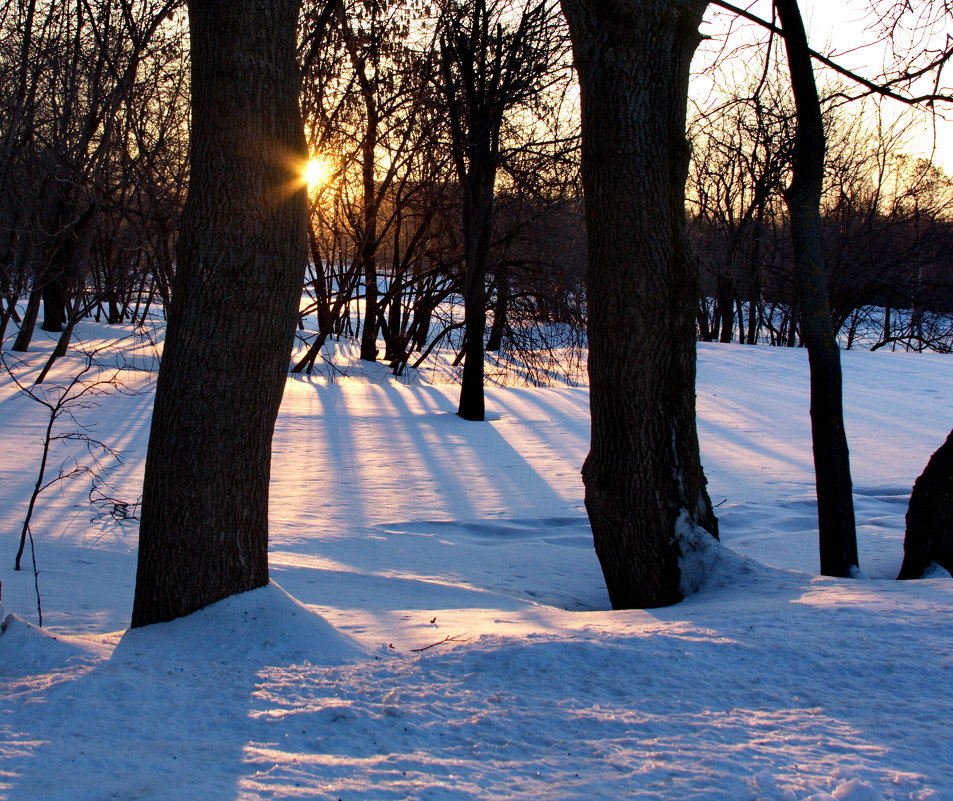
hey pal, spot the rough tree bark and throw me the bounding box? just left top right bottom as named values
left=131, top=0, right=308, bottom=627
left=898, top=429, right=953, bottom=579
left=561, top=0, right=718, bottom=608
left=775, top=0, right=858, bottom=577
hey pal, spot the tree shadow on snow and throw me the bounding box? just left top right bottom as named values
left=2, top=583, right=366, bottom=801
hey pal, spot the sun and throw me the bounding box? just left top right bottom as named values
left=303, top=155, right=333, bottom=191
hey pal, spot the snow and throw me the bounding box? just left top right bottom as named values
left=1, top=325, right=952, bottom=800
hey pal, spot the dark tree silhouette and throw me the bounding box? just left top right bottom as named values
left=899, top=429, right=953, bottom=580
left=561, top=0, right=718, bottom=608
left=774, top=0, right=858, bottom=577
left=131, top=0, right=308, bottom=627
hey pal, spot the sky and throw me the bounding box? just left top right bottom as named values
left=701, top=0, right=953, bottom=175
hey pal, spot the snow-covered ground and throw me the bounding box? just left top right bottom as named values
left=1, top=323, right=951, bottom=801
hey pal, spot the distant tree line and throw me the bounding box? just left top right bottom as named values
left=2, top=0, right=950, bottom=372
left=689, top=70, right=953, bottom=353
left=0, top=0, right=588, bottom=396
left=0, top=0, right=188, bottom=348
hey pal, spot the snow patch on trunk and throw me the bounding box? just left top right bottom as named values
left=675, top=508, right=747, bottom=597
left=921, top=561, right=952, bottom=579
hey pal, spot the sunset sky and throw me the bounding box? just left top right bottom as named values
left=702, top=0, right=953, bottom=174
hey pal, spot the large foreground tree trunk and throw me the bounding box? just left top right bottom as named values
left=775, top=0, right=858, bottom=578
left=562, top=0, right=718, bottom=609
left=131, top=0, right=308, bottom=627
left=898, top=429, right=953, bottom=579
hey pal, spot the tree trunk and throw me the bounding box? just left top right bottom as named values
left=131, top=0, right=308, bottom=627
left=456, top=159, right=495, bottom=421
left=561, top=0, right=718, bottom=609
left=11, top=288, right=41, bottom=352
left=0, top=294, right=19, bottom=344
left=40, top=274, right=68, bottom=333
left=697, top=298, right=713, bottom=341
left=358, top=98, right=380, bottom=362
left=716, top=273, right=734, bottom=342
left=40, top=200, right=99, bottom=334
left=775, top=0, right=858, bottom=577
left=735, top=297, right=745, bottom=344
left=898, top=429, right=953, bottom=579
left=307, top=222, right=333, bottom=333
left=746, top=293, right=760, bottom=345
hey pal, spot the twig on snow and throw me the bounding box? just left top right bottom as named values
left=410, top=634, right=470, bottom=652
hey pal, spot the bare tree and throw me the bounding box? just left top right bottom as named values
left=773, top=0, right=858, bottom=577
left=688, top=71, right=793, bottom=346
left=1, top=348, right=124, bottom=626
left=434, top=0, right=570, bottom=420
left=704, top=0, right=953, bottom=575
left=0, top=0, right=185, bottom=353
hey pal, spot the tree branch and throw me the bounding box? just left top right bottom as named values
left=710, top=0, right=953, bottom=106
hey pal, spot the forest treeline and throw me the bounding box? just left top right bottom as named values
left=1, top=0, right=951, bottom=371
